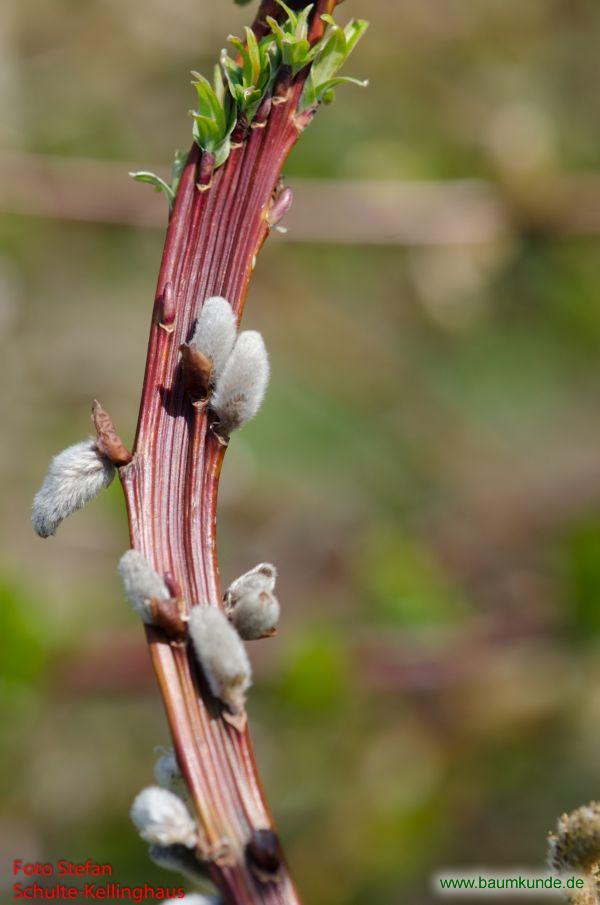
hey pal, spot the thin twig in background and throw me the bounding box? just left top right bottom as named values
left=4, top=150, right=600, bottom=243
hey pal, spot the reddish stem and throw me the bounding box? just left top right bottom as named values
left=120, top=77, right=307, bottom=905
left=118, top=5, right=343, bottom=902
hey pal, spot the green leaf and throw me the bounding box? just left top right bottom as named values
left=129, top=171, right=175, bottom=207
left=274, top=0, right=298, bottom=29
left=193, top=75, right=226, bottom=133
left=321, top=75, right=368, bottom=94
left=228, top=35, right=252, bottom=85
left=296, top=4, right=314, bottom=40
left=301, top=71, right=318, bottom=110
left=244, top=26, right=261, bottom=85
left=298, top=14, right=369, bottom=111
left=344, top=18, right=369, bottom=55
left=213, top=63, right=226, bottom=107
left=310, top=26, right=347, bottom=87
left=266, top=16, right=286, bottom=43
left=169, top=149, right=188, bottom=198
left=213, top=136, right=233, bottom=169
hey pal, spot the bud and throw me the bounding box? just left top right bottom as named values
left=267, top=186, right=293, bottom=228
left=246, top=828, right=283, bottom=884
left=130, top=786, right=197, bottom=848
left=548, top=801, right=600, bottom=872
left=180, top=344, right=213, bottom=403
left=154, top=746, right=186, bottom=797
left=148, top=844, right=209, bottom=885
left=118, top=550, right=170, bottom=623
left=188, top=606, right=251, bottom=715
left=229, top=590, right=280, bottom=641
left=224, top=563, right=277, bottom=609
left=190, top=296, right=238, bottom=384
left=32, top=439, right=114, bottom=538
left=210, top=331, right=269, bottom=437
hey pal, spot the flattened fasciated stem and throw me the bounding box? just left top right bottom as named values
left=119, top=4, right=345, bottom=904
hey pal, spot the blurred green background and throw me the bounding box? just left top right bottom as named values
left=1, top=1, right=600, bottom=903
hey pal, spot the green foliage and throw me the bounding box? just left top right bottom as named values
left=300, top=15, right=369, bottom=109
left=129, top=149, right=188, bottom=211
left=190, top=65, right=237, bottom=167
left=134, top=4, right=368, bottom=205
left=129, top=171, right=175, bottom=205
left=266, top=2, right=317, bottom=75
left=169, top=148, right=188, bottom=196
left=221, top=27, right=278, bottom=122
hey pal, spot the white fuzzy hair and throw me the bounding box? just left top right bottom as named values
left=188, top=606, right=252, bottom=715
left=32, top=438, right=114, bottom=538
left=210, top=331, right=269, bottom=435
left=230, top=590, right=280, bottom=641
left=224, top=562, right=277, bottom=609
left=118, top=549, right=170, bottom=623
left=191, top=296, right=237, bottom=381
left=130, top=786, right=197, bottom=848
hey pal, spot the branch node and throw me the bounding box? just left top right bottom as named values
left=197, top=836, right=234, bottom=868
left=222, top=709, right=247, bottom=734
left=149, top=597, right=188, bottom=640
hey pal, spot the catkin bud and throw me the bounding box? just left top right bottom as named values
left=130, top=786, right=197, bottom=848
left=154, top=746, right=187, bottom=797
left=210, top=331, right=269, bottom=436
left=188, top=606, right=251, bottom=715
left=548, top=801, right=600, bottom=872
left=191, top=296, right=238, bottom=382
left=32, top=438, right=115, bottom=538
left=224, top=563, right=277, bottom=608
left=229, top=590, right=280, bottom=641
left=118, top=550, right=170, bottom=623
left=148, top=844, right=210, bottom=885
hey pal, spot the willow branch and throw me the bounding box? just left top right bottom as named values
left=118, top=5, right=343, bottom=904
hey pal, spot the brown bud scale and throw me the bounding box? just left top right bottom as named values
left=179, top=345, right=213, bottom=402
left=91, top=400, right=132, bottom=466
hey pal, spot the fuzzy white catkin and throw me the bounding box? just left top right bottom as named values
left=130, top=786, right=197, bottom=848
left=118, top=550, right=170, bottom=623
left=224, top=563, right=277, bottom=608
left=210, top=331, right=269, bottom=435
left=191, top=296, right=237, bottom=381
left=230, top=590, right=280, bottom=641
left=188, top=606, right=252, bottom=715
left=31, top=439, right=114, bottom=537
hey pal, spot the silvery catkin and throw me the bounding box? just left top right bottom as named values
left=32, top=439, right=115, bottom=538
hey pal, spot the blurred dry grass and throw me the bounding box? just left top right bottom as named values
left=1, top=1, right=600, bottom=904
